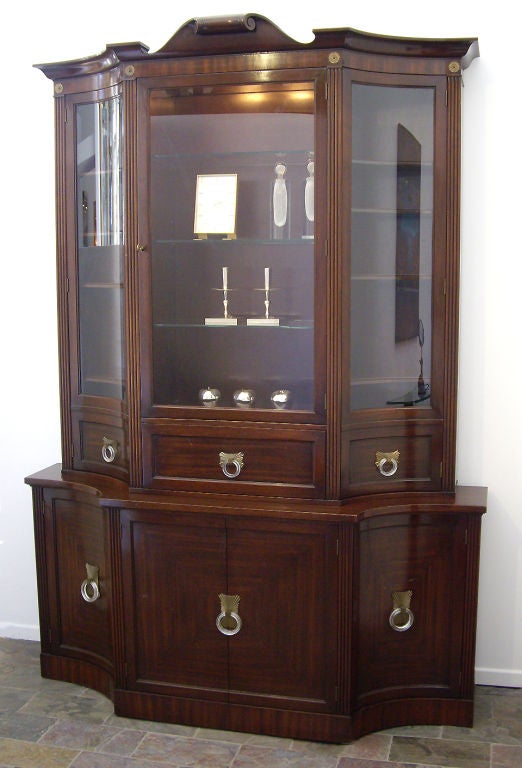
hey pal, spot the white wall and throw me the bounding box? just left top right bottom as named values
left=1, top=0, right=520, bottom=684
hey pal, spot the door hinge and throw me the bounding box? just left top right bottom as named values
left=325, top=81, right=328, bottom=100
left=440, top=461, right=443, bottom=478
left=336, top=539, right=339, bottom=556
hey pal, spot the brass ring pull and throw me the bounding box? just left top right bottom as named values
left=219, top=451, right=244, bottom=479
left=101, top=437, right=118, bottom=464
left=81, top=564, right=100, bottom=603
left=389, top=606, right=414, bottom=632
left=375, top=450, right=400, bottom=477
left=216, top=594, right=242, bottom=636
left=389, top=590, right=414, bottom=632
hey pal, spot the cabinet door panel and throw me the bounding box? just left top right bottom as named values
left=122, top=511, right=229, bottom=698
left=43, top=492, right=112, bottom=665
left=354, top=513, right=467, bottom=705
left=227, top=519, right=338, bottom=712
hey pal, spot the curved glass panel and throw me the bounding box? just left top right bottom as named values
left=350, top=84, right=434, bottom=410
left=76, top=96, right=124, bottom=399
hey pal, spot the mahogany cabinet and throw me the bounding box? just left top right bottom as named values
left=26, top=14, right=486, bottom=742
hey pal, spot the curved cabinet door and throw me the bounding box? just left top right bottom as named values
left=37, top=489, right=112, bottom=671
left=353, top=512, right=469, bottom=706
left=63, top=88, right=128, bottom=479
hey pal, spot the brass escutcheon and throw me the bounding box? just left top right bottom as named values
left=216, top=594, right=242, bottom=635
left=375, top=450, right=400, bottom=477
left=389, top=589, right=414, bottom=632
left=219, top=451, right=244, bottom=479
left=80, top=563, right=100, bottom=603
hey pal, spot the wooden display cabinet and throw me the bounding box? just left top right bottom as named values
left=26, top=14, right=486, bottom=742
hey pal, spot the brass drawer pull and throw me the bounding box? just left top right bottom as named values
left=80, top=563, right=100, bottom=603
left=375, top=450, right=399, bottom=477
left=216, top=593, right=242, bottom=636
left=389, top=590, right=414, bottom=632
left=219, top=451, right=244, bottom=479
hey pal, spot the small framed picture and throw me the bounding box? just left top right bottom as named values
left=194, top=173, right=238, bottom=238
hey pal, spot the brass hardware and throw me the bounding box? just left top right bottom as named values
left=389, top=590, right=414, bottom=632
left=216, top=593, right=242, bottom=636
left=194, top=15, right=257, bottom=35
left=124, top=64, right=135, bottom=77
left=81, top=563, right=100, bottom=603
left=328, top=51, right=341, bottom=64
left=136, top=243, right=146, bottom=252
left=375, top=450, right=400, bottom=477
left=101, top=436, right=118, bottom=464
left=54, top=83, right=64, bottom=95
left=448, top=61, right=460, bottom=73
left=219, top=451, right=244, bottom=479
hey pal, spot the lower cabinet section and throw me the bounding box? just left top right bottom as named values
left=26, top=467, right=486, bottom=743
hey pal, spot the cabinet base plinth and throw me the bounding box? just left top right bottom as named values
left=351, top=698, right=474, bottom=741
left=114, top=688, right=351, bottom=743
left=40, top=652, right=114, bottom=702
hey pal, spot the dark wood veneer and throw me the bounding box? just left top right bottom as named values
left=29, top=15, right=484, bottom=743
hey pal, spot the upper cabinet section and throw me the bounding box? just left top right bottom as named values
left=35, top=15, right=478, bottom=496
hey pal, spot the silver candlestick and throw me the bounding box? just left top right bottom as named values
left=247, top=267, right=279, bottom=326
left=205, top=266, right=237, bottom=325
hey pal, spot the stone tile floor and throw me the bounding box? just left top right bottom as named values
left=1, top=638, right=522, bottom=767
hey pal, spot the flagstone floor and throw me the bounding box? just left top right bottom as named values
left=1, top=637, right=521, bottom=767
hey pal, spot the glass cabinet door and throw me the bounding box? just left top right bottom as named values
left=75, top=95, right=125, bottom=400
left=143, top=79, right=318, bottom=413
left=350, top=83, right=435, bottom=411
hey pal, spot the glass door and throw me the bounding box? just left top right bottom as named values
left=75, top=94, right=125, bottom=400
left=140, top=77, right=320, bottom=414
left=350, top=82, right=435, bottom=411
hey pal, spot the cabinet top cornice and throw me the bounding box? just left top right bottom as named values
left=35, top=13, right=479, bottom=80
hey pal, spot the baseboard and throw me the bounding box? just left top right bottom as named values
left=0, top=623, right=40, bottom=642
left=475, top=667, right=522, bottom=688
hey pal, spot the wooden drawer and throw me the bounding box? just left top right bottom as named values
left=72, top=412, right=128, bottom=479
left=343, top=422, right=442, bottom=495
left=142, top=422, right=325, bottom=498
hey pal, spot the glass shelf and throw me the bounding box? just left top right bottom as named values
left=154, top=321, right=313, bottom=330
left=155, top=238, right=314, bottom=246
left=153, top=147, right=313, bottom=164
